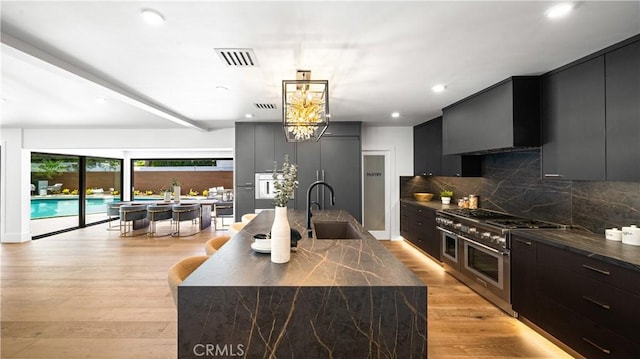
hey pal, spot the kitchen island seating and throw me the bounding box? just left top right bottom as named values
left=228, top=221, right=246, bottom=237
left=167, top=255, right=209, bottom=306
left=146, top=204, right=173, bottom=237
left=172, top=203, right=201, bottom=237
left=119, top=204, right=148, bottom=237
left=204, top=235, right=231, bottom=256
left=241, top=213, right=257, bottom=223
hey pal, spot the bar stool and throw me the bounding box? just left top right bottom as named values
left=241, top=213, right=257, bottom=224
left=119, top=204, right=148, bottom=237
left=147, top=204, right=173, bottom=237
left=172, top=203, right=201, bottom=237
left=229, top=222, right=246, bottom=238
left=106, top=202, right=125, bottom=231
left=204, top=235, right=231, bottom=256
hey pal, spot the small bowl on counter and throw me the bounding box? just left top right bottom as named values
left=413, top=192, right=434, bottom=202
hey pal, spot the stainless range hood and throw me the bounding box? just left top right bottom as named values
left=442, top=76, right=541, bottom=155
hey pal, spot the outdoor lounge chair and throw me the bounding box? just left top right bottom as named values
left=46, top=183, right=63, bottom=193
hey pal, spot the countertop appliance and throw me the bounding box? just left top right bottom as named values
left=436, top=208, right=565, bottom=316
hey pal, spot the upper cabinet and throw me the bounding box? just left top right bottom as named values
left=605, top=40, right=640, bottom=182
left=442, top=77, right=540, bottom=155
left=541, top=36, right=640, bottom=181
left=254, top=124, right=296, bottom=173
left=414, top=117, right=481, bottom=177
left=541, top=56, right=606, bottom=181
left=235, top=123, right=256, bottom=186
left=413, top=119, right=441, bottom=176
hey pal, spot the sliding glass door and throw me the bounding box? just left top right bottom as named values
left=30, top=152, right=123, bottom=238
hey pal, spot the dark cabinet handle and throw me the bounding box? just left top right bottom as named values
left=582, top=264, right=610, bottom=276
left=582, top=296, right=611, bottom=310
left=544, top=174, right=563, bottom=178
left=582, top=337, right=611, bottom=354
left=514, top=238, right=532, bottom=246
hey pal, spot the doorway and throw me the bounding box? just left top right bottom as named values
left=362, top=151, right=390, bottom=239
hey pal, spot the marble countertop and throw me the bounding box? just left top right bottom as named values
left=182, top=209, right=425, bottom=287
left=400, top=197, right=458, bottom=211
left=512, top=228, right=640, bottom=272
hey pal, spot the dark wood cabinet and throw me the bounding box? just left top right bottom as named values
left=254, top=124, right=296, bottom=173
left=541, top=56, right=606, bottom=180
left=605, top=40, right=640, bottom=182
left=235, top=123, right=256, bottom=187
left=413, top=117, right=481, bottom=177
left=413, top=119, right=441, bottom=176
left=400, top=201, right=440, bottom=260
left=511, top=235, right=640, bottom=358
left=295, top=123, right=362, bottom=222
left=510, top=235, right=538, bottom=323
left=442, top=77, right=540, bottom=155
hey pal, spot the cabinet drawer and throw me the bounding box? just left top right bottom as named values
left=538, top=296, right=640, bottom=359
left=537, top=242, right=640, bottom=296
left=539, top=269, right=640, bottom=342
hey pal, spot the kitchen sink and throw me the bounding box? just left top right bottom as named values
left=312, top=221, right=363, bottom=240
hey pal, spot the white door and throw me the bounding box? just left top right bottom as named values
left=362, top=151, right=390, bottom=239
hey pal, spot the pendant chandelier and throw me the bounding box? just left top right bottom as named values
left=282, top=70, right=329, bottom=142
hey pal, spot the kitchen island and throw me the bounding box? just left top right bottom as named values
left=178, top=209, right=427, bottom=358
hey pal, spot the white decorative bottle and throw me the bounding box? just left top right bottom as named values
left=270, top=206, right=291, bottom=263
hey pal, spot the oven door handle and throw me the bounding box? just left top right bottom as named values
left=460, top=235, right=509, bottom=256
left=436, top=227, right=456, bottom=236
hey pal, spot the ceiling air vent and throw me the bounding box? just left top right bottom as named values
left=254, top=103, right=277, bottom=110
left=215, top=48, right=258, bottom=67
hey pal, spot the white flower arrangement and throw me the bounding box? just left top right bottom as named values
left=273, top=155, right=298, bottom=208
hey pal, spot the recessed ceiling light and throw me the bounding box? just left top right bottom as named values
left=245, top=114, right=253, bottom=118
left=431, top=84, right=446, bottom=93
left=545, top=3, right=574, bottom=19
left=140, top=9, right=165, bottom=25
left=95, top=97, right=108, bottom=104
left=391, top=112, right=400, bottom=118
left=215, top=86, right=229, bottom=92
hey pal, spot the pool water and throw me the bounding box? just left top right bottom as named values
left=31, top=197, right=121, bottom=219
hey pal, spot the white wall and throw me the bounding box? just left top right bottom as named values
left=361, top=126, right=413, bottom=240
left=1, top=127, right=235, bottom=242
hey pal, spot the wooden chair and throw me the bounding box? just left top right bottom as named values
left=204, top=235, right=231, bottom=256
left=167, top=255, right=209, bottom=307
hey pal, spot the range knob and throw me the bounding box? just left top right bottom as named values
left=468, top=227, right=477, bottom=234
left=481, top=232, right=492, bottom=238
left=491, top=235, right=502, bottom=243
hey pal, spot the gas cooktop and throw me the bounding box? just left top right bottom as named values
left=441, top=208, right=565, bottom=230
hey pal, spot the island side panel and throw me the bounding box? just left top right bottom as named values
left=178, top=285, right=427, bottom=358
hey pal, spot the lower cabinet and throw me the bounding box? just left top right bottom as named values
left=511, top=235, right=640, bottom=358
left=400, top=202, right=440, bottom=260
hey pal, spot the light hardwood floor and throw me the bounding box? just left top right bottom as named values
left=1, top=222, right=572, bottom=358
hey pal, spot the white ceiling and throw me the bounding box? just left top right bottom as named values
left=1, top=1, right=639, bottom=131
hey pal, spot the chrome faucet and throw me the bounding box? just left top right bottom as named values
left=306, top=181, right=335, bottom=238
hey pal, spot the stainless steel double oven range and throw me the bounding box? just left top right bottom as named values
left=436, top=208, right=564, bottom=317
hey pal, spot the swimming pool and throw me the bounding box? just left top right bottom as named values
left=30, top=197, right=122, bottom=219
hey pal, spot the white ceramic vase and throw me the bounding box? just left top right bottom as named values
left=270, top=206, right=291, bottom=263
left=164, top=191, right=171, bottom=202
left=174, top=186, right=181, bottom=203
left=441, top=197, right=451, bottom=205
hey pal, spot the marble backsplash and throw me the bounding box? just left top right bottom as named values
left=401, top=149, right=640, bottom=234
